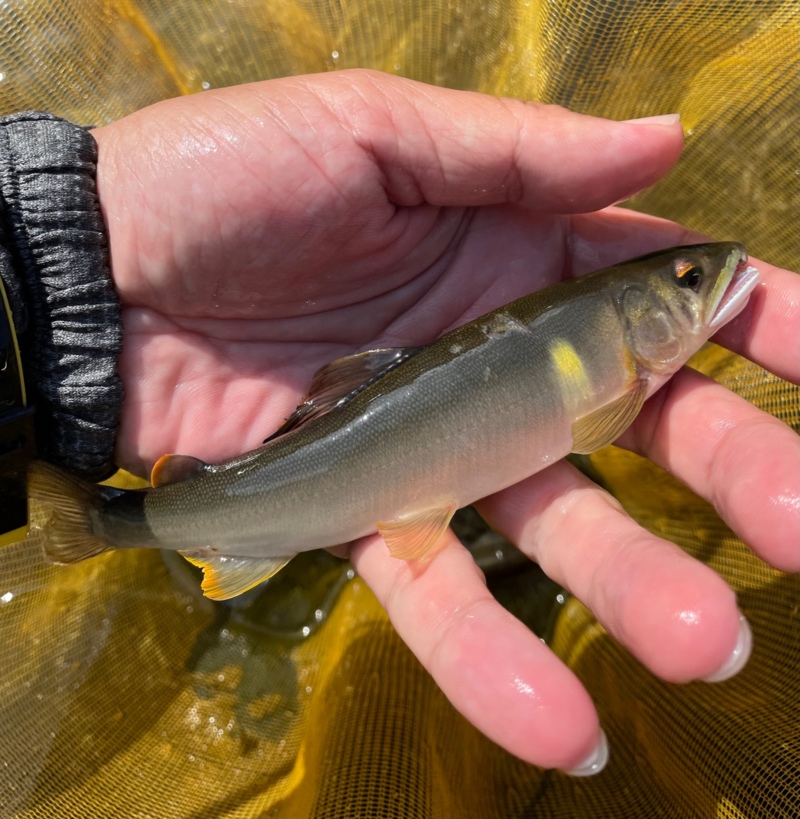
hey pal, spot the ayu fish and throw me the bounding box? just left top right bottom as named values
left=29, top=243, right=760, bottom=600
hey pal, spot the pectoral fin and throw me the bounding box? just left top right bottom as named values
left=571, top=379, right=649, bottom=454
left=377, top=503, right=457, bottom=561
left=179, top=551, right=294, bottom=600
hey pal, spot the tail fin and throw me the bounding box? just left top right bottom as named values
left=27, top=461, right=113, bottom=563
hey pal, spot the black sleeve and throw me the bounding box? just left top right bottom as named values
left=0, top=112, right=123, bottom=480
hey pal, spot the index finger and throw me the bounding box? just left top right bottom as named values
left=708, top=257, right=800, bottom=385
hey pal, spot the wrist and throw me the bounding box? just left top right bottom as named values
left=0, top=112, right=123, bottom=479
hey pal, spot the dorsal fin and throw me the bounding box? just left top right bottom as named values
left=264, top=346, right=424, bottom=442
left=151, top=454, right=208, bottom=488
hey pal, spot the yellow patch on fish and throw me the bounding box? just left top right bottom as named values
left=550, top=338, right=592, bottom=410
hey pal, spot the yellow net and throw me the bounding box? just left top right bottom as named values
left=0, top=1, right=797, bottom=816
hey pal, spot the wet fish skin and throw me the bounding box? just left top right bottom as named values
left=29, top=242, right=760, bottom=600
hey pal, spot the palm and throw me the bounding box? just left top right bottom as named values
left=92, top=71, right=800, bottom=772
left=117, top=204, right=577, bottom=471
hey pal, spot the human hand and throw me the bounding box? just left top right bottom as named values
left=91, top=69, right=800, bottom=773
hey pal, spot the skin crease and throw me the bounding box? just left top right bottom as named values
left=90, top=69, right=800, bottom=772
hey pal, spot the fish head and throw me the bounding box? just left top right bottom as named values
left=617, top=242, right=760, bottom=376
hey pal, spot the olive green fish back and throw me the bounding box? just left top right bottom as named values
left=0, top=1, right=797, bottom=817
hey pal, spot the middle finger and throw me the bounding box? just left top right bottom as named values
left=477, top=459, right=747, bottom=683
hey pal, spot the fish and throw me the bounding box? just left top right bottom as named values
left=28, top=243, right=760, bottom=601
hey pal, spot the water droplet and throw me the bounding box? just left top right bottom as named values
left=314, top=608, right=324, bottom=622
left=301, top=626, right=311, bottom=637
left=201, top=81, right=212, bottom=90
left=556, top=593, right=565, bottom=605
left=0, top=592, right=13, bottom=603
left=331, top=50, right=340, bottom=61
left=0, top=72, right=6, bottom=82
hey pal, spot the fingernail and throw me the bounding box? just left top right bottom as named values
left=703, top=614, right=753, bottom=683
left=621, top=113, right=681, bottom=126
left=563, top=729, right=609, bottom=777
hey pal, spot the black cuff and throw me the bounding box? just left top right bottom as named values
left=0, top=112, right=123, bottom=480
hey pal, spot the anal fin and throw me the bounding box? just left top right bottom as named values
left=179, top=551, right=294, bottom=600
left=377, top=503, right=457, bottom=561
left=571, top=379, right=649, bottom=454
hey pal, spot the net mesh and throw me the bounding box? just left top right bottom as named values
left=0, top=1, right=797, bottom=816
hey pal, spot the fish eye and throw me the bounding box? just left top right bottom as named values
left=675, top=262, right=703, bottom=292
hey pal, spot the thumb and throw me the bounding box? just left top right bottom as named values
left=326, top=69, right=683, bottom=213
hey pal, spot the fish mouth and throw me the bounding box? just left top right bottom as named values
left=708, top=256, right=761, bottom=330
